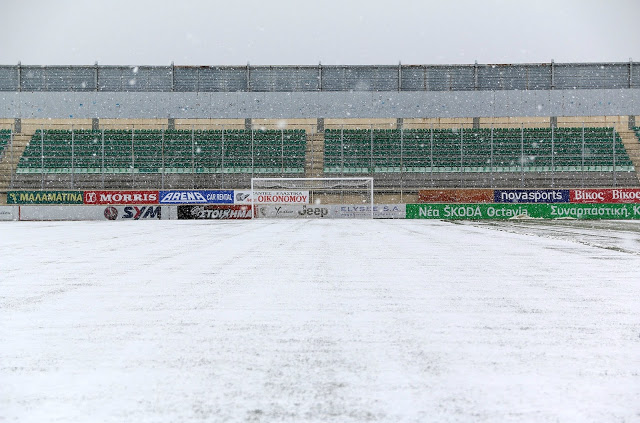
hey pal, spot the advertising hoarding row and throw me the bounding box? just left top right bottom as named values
left=418, top=188, right=640, bottom=204
left=7, top=190, right=312, bottom=205
left=255, top=204, right=406, bottom=219
left=7, top=203, right=640, bottom=221
left=406, top=203, right=640, bottom=220
left=10, top=188, right=640, bottom=206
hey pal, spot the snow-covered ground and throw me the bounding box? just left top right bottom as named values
left=1, top=220, right=639, bottom=422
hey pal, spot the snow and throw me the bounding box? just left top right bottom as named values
left=1, top=220, right=640, bottom=422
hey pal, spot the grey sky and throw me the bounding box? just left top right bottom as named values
left=2, top=0, right=639, bottom=66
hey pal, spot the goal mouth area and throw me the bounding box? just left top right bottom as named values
left=250, top=177, right=374, bottom=219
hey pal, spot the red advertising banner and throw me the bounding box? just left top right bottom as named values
left=418, top=189, right=494, bottom=203
left=84, top=190, right=159, bottom=205
left=571, top=189, right=640, bottom=203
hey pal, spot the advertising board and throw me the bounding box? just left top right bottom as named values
left=0, top=206, right=19, bottom=221
left=83, top=190, right=159, bottom=205
left=253, top=191, right=309, bottom=204
left=406, top=203, right=640, bottom=220
left=546, top=204, right=640, bottom=219
left=177, top=205, right=252, bottom=220
left=570, top=189, right=640, bottom=203
left=254, top=204, right=404, bottom=218
left=234, top=190, right=253, bottom=204
left=330, top=204, right=406, bottom=219
left=494, top=189, right=569, bottom=203
left=7, top=191, right=83, bottom=204
left=255, top=204, right=328, bottom=218
left=159, top=190, right=234, bottom=204
left=417, top=189, right=494, bottom=203
left=19, top=205, right=167, bottom=221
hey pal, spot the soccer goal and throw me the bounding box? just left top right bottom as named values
left=251, top=177, right=374, bottom=219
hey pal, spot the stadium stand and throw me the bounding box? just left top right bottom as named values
left=324, top=127, right=634, bottom=173
left=7, top=123, right=639, bottom=190
left=17, top=129, right=306, bottom=175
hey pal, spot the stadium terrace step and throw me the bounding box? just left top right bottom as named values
left=617, top=128, right=640, bottom=185
left=0, top=132, right=33, bottom=191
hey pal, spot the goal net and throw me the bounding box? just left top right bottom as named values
left=251, top=177, right=374, bottom=219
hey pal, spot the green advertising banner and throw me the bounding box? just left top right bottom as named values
left=406, top=203, right=640, bottom=220
left=7, top=191, right=84, bottom=205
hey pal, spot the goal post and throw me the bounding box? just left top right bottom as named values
left=250, top=177, right=374, bottom=219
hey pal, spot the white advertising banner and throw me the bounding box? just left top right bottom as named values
left=19, top=205, right=172, bottom=221
left=255, top=204, right=405, bottom=219
left=234, top=190, right=253, bottom=205
left=330, top=204, right=406, bottom=219
left=0, top=206, right=19, bottom=221
left=255, top=204, right=328, bottom=218
left=252, top=190, right=310, bottom=204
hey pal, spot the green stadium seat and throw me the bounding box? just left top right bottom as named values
left=17, top=129, right=307, bottom=175
left=323, top=127, right=635, bottom=174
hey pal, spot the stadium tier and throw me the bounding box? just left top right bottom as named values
left=17, top=129, right=306, bottom=174
left=324, top=127, right=634, bottom=173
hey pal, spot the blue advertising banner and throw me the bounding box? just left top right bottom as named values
left=159, top=190, right=234, bottom=204
left=493, top=189, right=570, bottom=203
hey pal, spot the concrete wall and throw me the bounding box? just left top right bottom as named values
left=1, top=89, right=639, bottom=120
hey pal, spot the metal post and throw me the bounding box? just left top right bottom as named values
left=460, top=125, right=463, bottom=187
left=398, top=61, right=402, bottom=92
left=71, top=125, right=75, bottom=188
left=221, top=126, right=225, bottom=189
left=101, top=129, right=105, bottom=188
left=551, top=125, right=555, bottom=187
left=41, top=125, right=44, bottom=189
left=161, top=129, right=165, bottom=189
left=520, top=124, right=524, bottom=187
left=400, top=127, right=404, bottom=200
left=246, top=62, right=251, bottom=92
left=191, top=126, right=195, bottom=189
left=131, top=128, right=135, bottom=188
left=613, top=127, right=617, bottom=186
left=581, top=123, right=585, bottom=187
left=251, top=127, right=254, bottom=180
left=9, top=129, right=14, bottom=188
left=490, top=125, right=494, bottom=187
left=341, top=125, right=344, bottom=177
left=370, top=124, right=374, bottom=174
left=430, top=123, right=434, bottom=187
left=281, top=129, right=284, bottom=175
left=171, top=61, right=175, bottom=92
left=474, top=60, right=478, bottom=90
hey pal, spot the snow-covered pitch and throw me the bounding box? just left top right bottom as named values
left=1, top=220, right=639, bottom=422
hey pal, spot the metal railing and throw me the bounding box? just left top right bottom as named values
left=1, top=61, right=638, bottom=92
